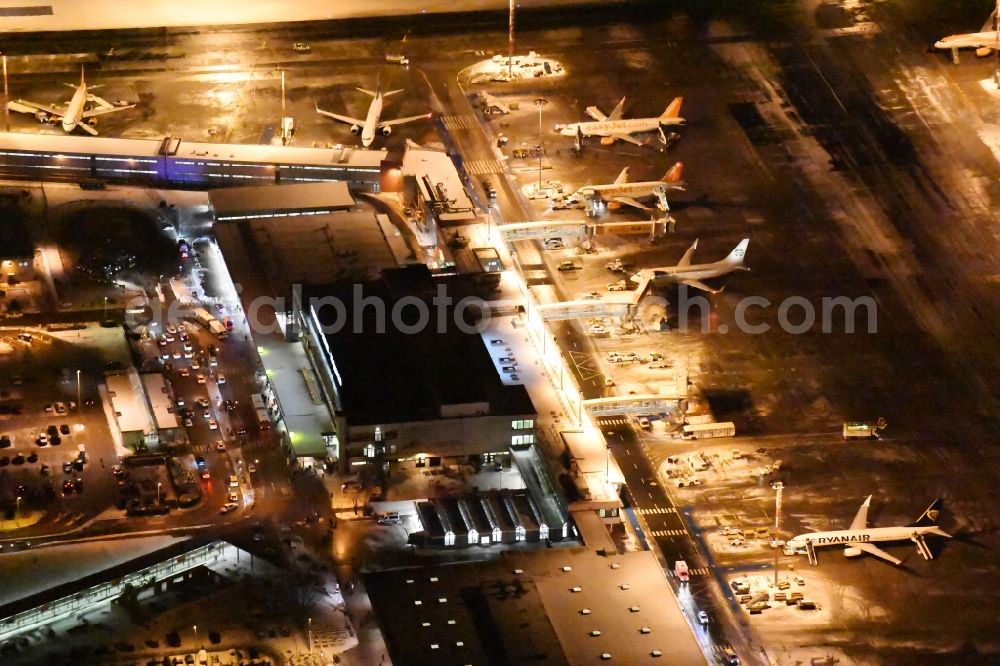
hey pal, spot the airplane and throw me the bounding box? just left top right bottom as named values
left=316, top=85, right=431, bottom=148
left=785, top=496, right=950, bottom=566
left=572, top=162, right=685, bottom=212
left=479, top=91, right=511, bottom=115
left=6, top=66, right=135, bottom=135
left=934, top=9, right=1000, bottom=63
left=630, top=238, right=749, bottom=294
left=555, top=96, right=684, bottom=147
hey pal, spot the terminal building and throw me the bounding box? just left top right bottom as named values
left=292, top=264, right=538, bottom=472
left=103, top=369, right=182, bottom=452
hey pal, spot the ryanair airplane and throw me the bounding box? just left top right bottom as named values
left=785, top=496, right=950, bottom=566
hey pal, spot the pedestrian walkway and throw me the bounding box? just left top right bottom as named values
left=464, top=158, right=505, bottom=175
left=441, top=114, right=478, bottom=132
left=599, top=416, right=631, bottom=426
left=648, top=528, right=687, bottom=538
left=635, top=506, right=676, bottom=515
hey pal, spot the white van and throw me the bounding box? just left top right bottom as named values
left=386, top=54, right=410, bottom=66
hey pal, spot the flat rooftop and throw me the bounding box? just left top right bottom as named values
left=0, top=132, right=386, bottom=167
left=105, top=372, right=152, bottom=435
left=0, top=207, right=32, bottom=258
left=141, top=373, right=179, bottom=431
left=209, top=181, right=355, bottom=220
left=307, top=266, right=535, bottom=426
left=365, top=548, right=705, bottom=666
left=216, top=210, right=397, bottom=292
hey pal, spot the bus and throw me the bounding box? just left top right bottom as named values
left=251, top=393, right=266, bottom=411
left=681, top=421, right=736, bottom=440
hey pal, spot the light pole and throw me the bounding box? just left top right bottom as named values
left=2, top=52, right=8, bottom=132
left=308, top=616, right=313, bottom=653
left=76, top=369, right=81, bottom=410
left=102, top=296, right=109, bottom=321
left=192, top=624, right=197, bottom=645
left=533, top=97, right=547, bottom=190
left=156, top=482, right=162, bottom=506
left=772, top=481, right=783, bottom=587
left=508, top=0, right=516, bottom=80
left=15, top=496, right=21, bottom=528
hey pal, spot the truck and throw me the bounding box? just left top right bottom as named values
left=842, top=418, right=886, bottom=439
left=681, top=421, right=736, bottom=440
left=208, top=319, right=228, bottom=339
left=255, top=407, right=271, bottom=429
left=193, top=307, right=229, bottom=339
left=674, top=560, right=689, bottom=583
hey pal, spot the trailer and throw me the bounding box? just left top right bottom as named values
left=681, top=421, right=736, bottom=440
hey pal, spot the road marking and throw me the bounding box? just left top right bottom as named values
left=635, top=506, right=677, bottom=515
left=648, top=529, right=687, bottom=537
left=465, top=158, right=505, bottom=175
left=442, top=114, right=477, bottom=131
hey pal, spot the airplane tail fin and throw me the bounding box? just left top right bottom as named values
left=659, top=96, right=683, bottom=121
left=909, top=499, right=944, bottom=527
left=661, top=161, right=683, bottom=184
left=613, top=167, right=629, bottom=185
left=723, top=238, right=750, bottom=266
left=382, top=89, right=404, bottom=98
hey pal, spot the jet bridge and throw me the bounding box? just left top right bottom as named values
left=498, top=220, right=588, bottom=242
left=535, top=299, right=633, bottom=321
left=583, top=392, right=687, bottom=417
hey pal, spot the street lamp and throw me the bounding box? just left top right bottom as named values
left=772, top=481, right=783, bottom=587
left=76, top=369, right=81, bottom=410
left=15, top=496, right=21, bottom=528
left=533, top=98, right=548, bottom=190
left=308, top=617, right=313, bottom=653
left=156, top=482, right=162, bottom=506
left=102, top=296, right=109, bottom=321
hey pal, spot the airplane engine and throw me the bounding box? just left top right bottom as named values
left=350, top=124, right=361, bottom=135
left=843, top=547, right=863, bottom=558
left=87, top=117, right=98, bottom=127
left=34, top=111, right=49, bottom=123
left=380, top=125, right=392, bottom=136
left=600, top=136, right=616, bottom=146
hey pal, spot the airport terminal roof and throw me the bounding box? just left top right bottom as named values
left=208, top=181, right=356, bottom=220
left=140, top=373, right=179, bottom=431
left=306, top=265, right=535, bottom=426
left=0, top=209, right=32, bottom=259
left=105, top=372, right=152, bottom=435
left=0, top=131, right=386, bottom=167
left=215, top=210, right=398, bottom=292
left=365, top=548, right=705, bottom=666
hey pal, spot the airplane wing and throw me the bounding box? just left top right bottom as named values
left=610, top=196, right=651, bottom=211
left=677, top=239, right=698, bottom=268
left=81, top=103, right=134, bottom=119
left=315, top=105, right=365, bottom=126
left=87, top=93, right=117, bottom=110
left=585, top=105, right=607, bottom=122
left=849, top=495, right=872, bottom=531
left=378, top=112, right=432, bottom=128
left=607, top=96, right=627, bottom=121
left=7, top=99, right=65, bottom=119
left=604, top=132, right=645, bottom=146
left=850, top=541, right=902, bottom=566
left=680, top=279, right=722, bottom=294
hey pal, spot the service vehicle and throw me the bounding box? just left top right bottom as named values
left=674, top=560, right=689, bottom=583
